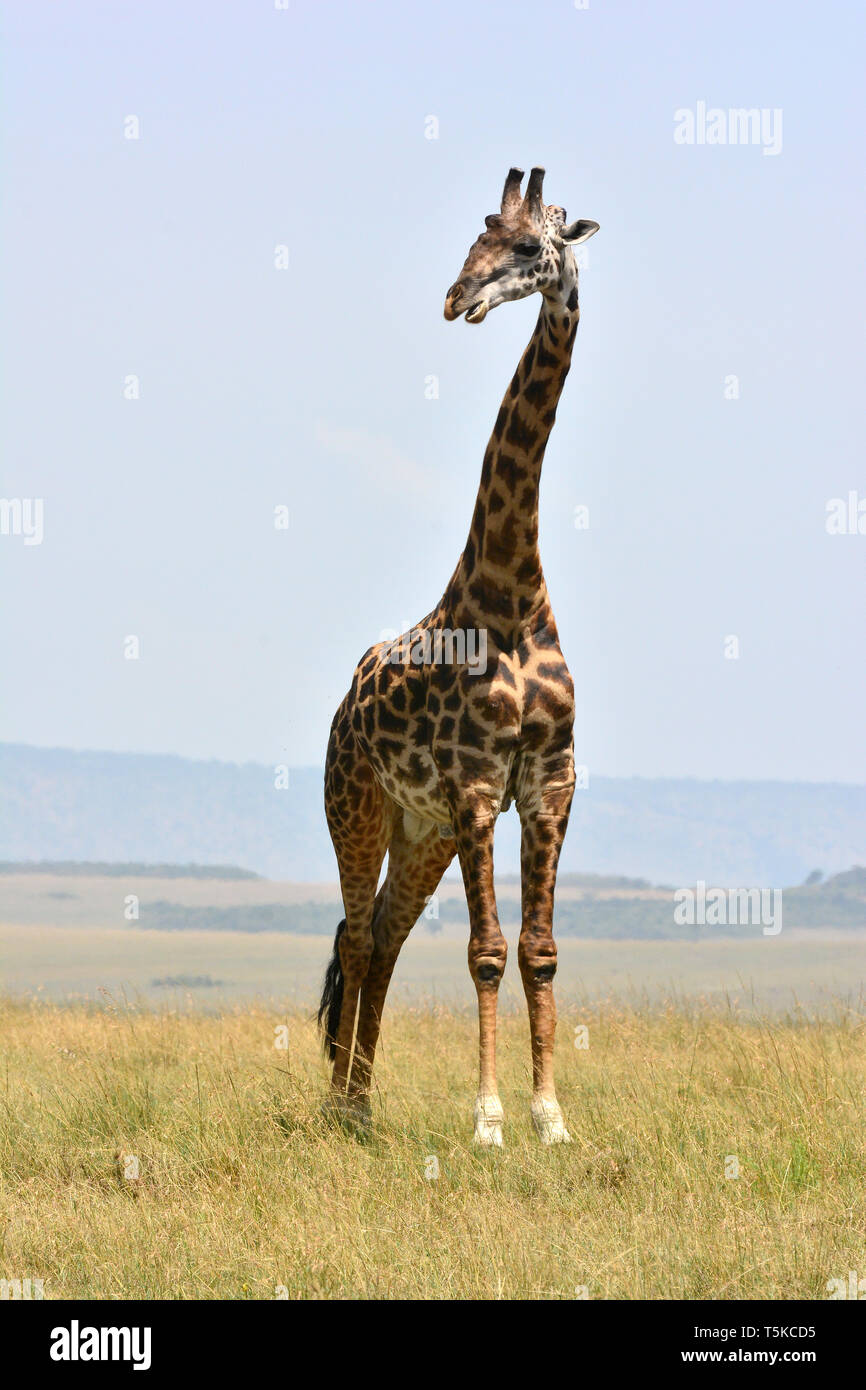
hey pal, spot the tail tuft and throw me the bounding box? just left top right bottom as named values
left=317, top=919, right=346, bottom=1061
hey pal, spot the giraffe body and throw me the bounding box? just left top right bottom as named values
left=321, top=168, right=599, bottom=1145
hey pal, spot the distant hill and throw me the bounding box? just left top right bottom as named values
left=1, top=743, right=864, bottom=886
left=3, top=864, right=862, bottom=939
left=69, top=868, right=866, bottom=937
left=0, top=861, right=260, bottom=880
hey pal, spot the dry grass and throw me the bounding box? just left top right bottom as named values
left=1, top=994, right=863, bottom=1299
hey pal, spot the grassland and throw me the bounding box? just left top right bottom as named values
left=2, top=869, right=864, bottom=1299
left=1, top=995, right=864, bottom=1300
left=2, top=868, right=865, bottom=1011
left=2, top=918, right=865, bottom=1012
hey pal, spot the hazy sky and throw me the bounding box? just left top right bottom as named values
left=2, top=0, right=864, bottom=781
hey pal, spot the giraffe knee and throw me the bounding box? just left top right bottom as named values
left=533, top=961, right=557, bottom=982
left=469, top=939, right=508, bottom=987
left=519, top=941, right=557, bottom=984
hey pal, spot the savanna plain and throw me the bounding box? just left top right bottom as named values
left=1, top=872, right=864, bottom=1299
left=2, top=982, right=864, bottom=1298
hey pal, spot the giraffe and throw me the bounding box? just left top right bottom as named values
left=319, top=166, right=599, bottom=1146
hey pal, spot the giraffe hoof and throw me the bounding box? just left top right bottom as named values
left=530, top=1098, right=572, bottom=1145
left=473, top=1096, right=504, bottom=1148
left=473, top=1122, right=504, bottom=1148
left=322, top=1093, right=372, bottom=1136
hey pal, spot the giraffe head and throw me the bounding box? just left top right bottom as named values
left=443, top=167, right=598, bottom=324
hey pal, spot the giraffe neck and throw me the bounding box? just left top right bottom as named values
left=459, top=252, right=580, bottom=630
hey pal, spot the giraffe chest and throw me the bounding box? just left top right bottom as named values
left=349, top=634, right=574, bottom=824
left=351, top=671, right=519, bottom=825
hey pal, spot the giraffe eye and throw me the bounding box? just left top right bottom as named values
left=513, top=241, right=541, bottom=258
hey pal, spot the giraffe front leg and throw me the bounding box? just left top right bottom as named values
left=519, top=780, right=574, bottom=1145
left=451, top=797, right=508, bottom=1148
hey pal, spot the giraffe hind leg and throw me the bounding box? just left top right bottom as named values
left=321, top=705, right=391, bottom=1123
left=348, top=816, right=457, bottom=1098
left=317, top=918, right=347, bottom=1062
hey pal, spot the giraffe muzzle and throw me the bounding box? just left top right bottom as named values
left=443, top=285, right=464, bottom=320
left=444, top=285, right=489, bottom=323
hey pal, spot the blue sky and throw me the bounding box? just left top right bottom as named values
left=2, top=0, right=864, bottom=781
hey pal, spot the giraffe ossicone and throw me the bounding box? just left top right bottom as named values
left=320, top=166, right=599, bottom=1147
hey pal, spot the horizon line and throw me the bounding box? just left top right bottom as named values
left=1, top=742, right=864, bottom=791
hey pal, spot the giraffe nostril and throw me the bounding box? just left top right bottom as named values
left=444, top=283, right=467, bottom=321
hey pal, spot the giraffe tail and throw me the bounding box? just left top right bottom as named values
left=317, top=918, right=346, bottom=1060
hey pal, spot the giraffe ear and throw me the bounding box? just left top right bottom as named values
left=561, top=219, right=599, bottom=244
